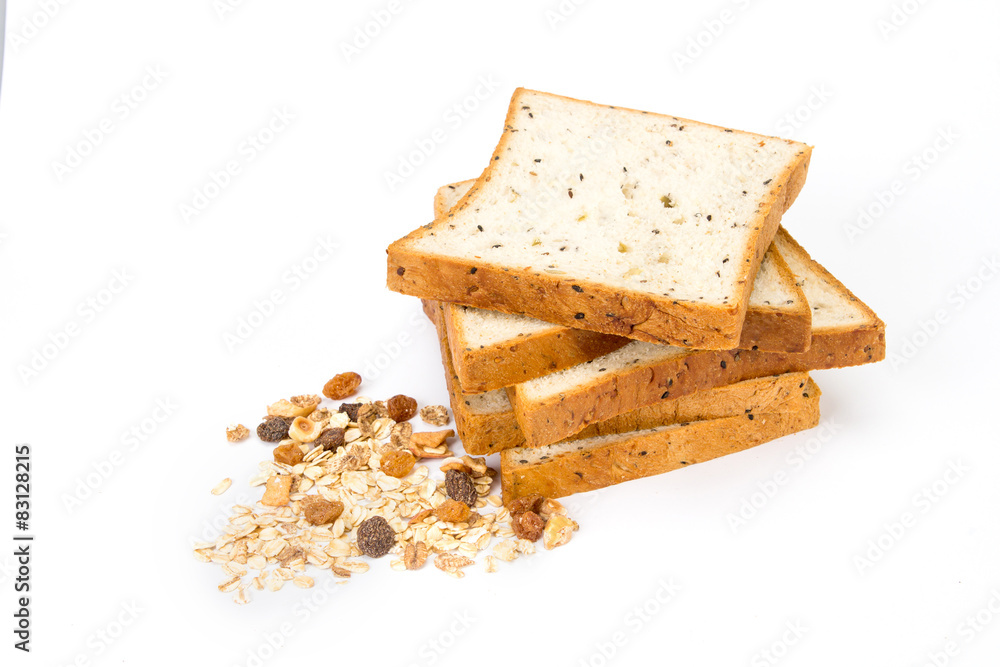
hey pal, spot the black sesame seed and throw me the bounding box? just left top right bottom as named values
left=763, top=179, right=772, bottom=185
left=639, top=451, right=647, bottom=456
left=568, top=189, right=574, bottom=198
left=477, top=225, right=483, bottom=232
left=534, top=158, right=542, bottom=162
left=720, top=360, right=727, bottom=369
left=396, top=267, right=405, bottom=276
left=574, top=313, right=585, bottom=319
left=470, top=267, right=477, bottom=274
left=574, top=472, right=584, bottom=478
left=707, top=215, right=712, bottom=221
left=572, top=285, right=583, bottom=292
left=661, top=391, right=670, bottom=399
left=747, top=414, right=754, bottom=420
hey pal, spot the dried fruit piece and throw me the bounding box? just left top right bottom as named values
left=338, top=402, right=362, bottom=421
left=543, top=515, right=579, bottom=550
left=300, top=497, right=344, bottom=525
left=288, top=416, right=321, bottom=442
left=460, top=455, right=488, bottom=477
left=508, top=493, right=544, bottom=515
left=403, top=541, right=428, bottom=570
left=257, top=416, right=291, bottom=442
left=408, top=508, right=432, bottom=525
left=261, top=475, right=292, bottom=507
left=434, top=499, right=471, bottom=523
left=439, top=457, right=471, bottom=474
left=226, top=424, right=249, bottom=442
left=356, top=516, right=395, bottom=558
left=420, top=405, right=450, bottom=426
left=314, top=427, right=345, bottom=452
left=445, top=469, right=478, bottom=506
left=511, top=511, right=545, bottom=542
left=323, top=372, right=362, bottom=400
left=273, top=443, right=303, bottom=466
left=380, top=450, right=416, bottom=478
left=387, top=394, right=418, bottom=422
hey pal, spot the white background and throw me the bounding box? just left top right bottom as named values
left=2, top=0, right=999, bottom=665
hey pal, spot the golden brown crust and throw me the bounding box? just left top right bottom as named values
left=510, top=323, right=883, bottom=448
left=500, top=387, right=821, bottom=504
left=738, top=243, right=812, bottom=353
left=388, top=89, right=813, bottom=350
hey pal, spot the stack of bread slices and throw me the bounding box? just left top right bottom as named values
left=387, top=88, right=885, bottom=505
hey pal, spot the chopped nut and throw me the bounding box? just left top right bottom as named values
left=357, top=516, right=395, bottom=558
left=261, top=475, right=292, bottom=507
left=308, top=407, right=332, bottom=423
left=257, top=416, right=291, bottom=442
left=211, top=478, right=232, bottom=495
left=226, top=424, right=250, bottom=442
left=301, top=496, right=344, bottom=525
left=419, top=405, right=450, bottom=426
left=434, top=553, right=473, bottom=577
left=434, top=499, right=471, bottom=523
left=439, top=457, right=472, bottom=474
left=511, top=511, right=544, bottom=542
left=445, top=470, right=478, bottom=506
left=288, top=416, right=321, bottom=443
left=268, top=399, right=312, bottom=419
left=403, top=541, right=429, bottom=570
left=460, top=455, right=488, bottom=477
left=411, top=430, right=454, bottom=450
left=538, top=498, right=567, bottom=521
left=408, top=508, right=433, bottom=525
left=289, top=394, right=321, bottom=416
left=543, top=515, right=578, bottom=550
left=323, top=372, right=362, bottom=400
left=380, top=450, right=416, bottom=478
left=387, top=395, right=418, bottom=422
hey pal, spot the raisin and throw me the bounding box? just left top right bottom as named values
left=380, top=450, right=416, bottom=478
left=323, top=372, right=362, bottom=400
left=357, top=516, right=395, bottom=558
left=300, top=497, right=344, bottom=525
left=508, top=493, right=544, bottom=515
left=338, top=403, right=362, bottom=421
left=387, top=394, right=418, bottom=422
left=314, top=427, right=345, bottom=452
left=511, top=510, right=545, bottom=542
left=273, top=443, right=303, bottom=466
left=445, top=469, right=478, bottom=506
left=257, top=416, right=291, bottom=442
left=434, top=499, right=471, bottom=523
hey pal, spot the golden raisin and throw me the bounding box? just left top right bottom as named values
left=387, top=394, right=418, bottom=422
left=323, top=372, right=362, bottom=400
left=508, top=493, right=544, bottom=515
left=300, top=497, right=344, bottom=525
left=434, top=499, right=471, bottom=523
left=273, top=443, right=304, bottom=466
left=511, top=510, right=544, bottom=542
left=380, top=450, right=416, bottom=478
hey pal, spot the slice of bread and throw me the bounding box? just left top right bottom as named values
left=424, top=298, right=817, bottom=464
left=509, top=230, right=884, bottom=447
left=500, top=379, right=820, bottom=503
left=389, top=88, right=813, bottom=349
left=433, top=180, right=810, bottom=393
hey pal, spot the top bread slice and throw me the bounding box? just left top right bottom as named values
left=508, top=227, right=885, bottom=447
left=388, top=88, right=813, bottom=349
left=433, top=180, right=811, bottom=393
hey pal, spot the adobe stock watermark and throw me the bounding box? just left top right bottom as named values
left=911, top=588, right=1000, bottom=667
left=726, top=418, right=842, bottom=533
left=383, top=75, right=502, bottom=192
left=178, top=106, right=295, bottom=223
left=672, top=0, right=754, bottom=73
left=544, top=0, right=591, bottom=30
left=6, top=0, right=73, bottom=55
left=223, top=235, right=339, bottom=351
left=191, top=491, right=255, bottom=545
left=774, top=85, right=833, bottom=138
left=56, top=600, right=144, bottom=667
left=751, top=620, right=808, bottom=667
left=16, top=268, right=135, bottom=385
left=576, top=577, right=681, bottom=666
left=213, top=0, right=251, bottom=21
left=888, top=254, right=998, bottom=371
left=403, top=610, right=477, bottom=667
left=61, top=398, right=179, bottom=513
left=51, top=65, right=168, bottom=182
left=844, top=126, right=958, bottom=243
left=877, top=0, right=932, bottom=40
left=361, top=310, right=432, bottom=381
left=339, top=0, right=416, bottom=64
left=853, top=459, right=969, bottom=575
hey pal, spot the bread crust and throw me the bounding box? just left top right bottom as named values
left=389, top=88, right=813, bottom=350
left=510, top=322, right=882, bottom=448
left=501, top=387, right=821, bottom=503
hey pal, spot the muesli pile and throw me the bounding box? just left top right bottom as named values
left=192, top=372, right=578, bottom=604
